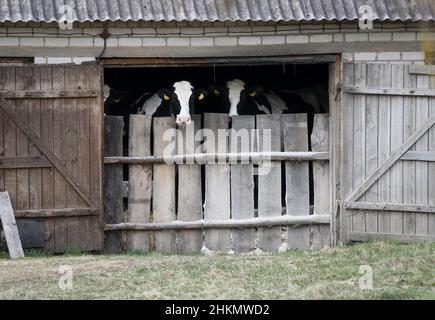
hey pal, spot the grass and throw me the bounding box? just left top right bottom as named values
left=0, top=241, right=433, bottom=300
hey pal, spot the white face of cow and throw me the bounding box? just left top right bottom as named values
left=227, top=79, right=245, bottom=117
left=173, top=81, right=193, bottom=125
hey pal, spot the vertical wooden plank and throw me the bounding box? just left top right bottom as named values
left=103, top=116, right=124, bottom=253
left=3, top=67, right=17, bottom=208
left=340, top=63, right=354, bottom=243
left=352, top=63, right=367, bottom=233
left=311, top=114, right=330, bottom=248
left=177, top=114, right=203, bottom=253
left=65, top=66, right=80, bottom=251
left=53, top=66, right=67, bottom=253
left=0, top=192, right=24, bottom=259
left=329, top=59, right=341, bottom=245
left=283, top=114, right=309, bottom=249
left=128, top=115, right=152, bottom=252
left=0, top=68, right=4, bottom=194
left=15, top=67, right=30, bottom=212
left=204, top=113, right=231, bottom=252
left=230, top=115, right=255, bottom=253
left=390, top=65, right=405, bottom=234
left=257, top=114, right=282, bottom=251
left=415, top=73, right=429, bottom=235
left=76, top=65, right=91, bottom=251
left=378, top=64, right=392, bottom=234
left=40, top=66, right=55, bottom=252
left=88, top=64, right=103, bottom=251
left=364, top=64, right=379, bottom=234
left=153, top=117, right=176, bottom=253
left=428, top=87, right=435, bottom=236
left=28, top=67, right=42, bottom=212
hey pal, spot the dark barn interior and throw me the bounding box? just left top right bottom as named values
left=104, top=63, right=330, bottom=209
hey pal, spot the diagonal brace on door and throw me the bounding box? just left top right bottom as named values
left=0, top=98, right=96, bottom=208
left=346, top=110, right=435, bottom=203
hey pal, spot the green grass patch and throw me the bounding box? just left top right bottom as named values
left=0, top=241, right=433, bottom=300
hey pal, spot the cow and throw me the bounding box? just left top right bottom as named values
left=278, top=85, right=329, bottom=113
left=137, top=81, right=207, bottom=125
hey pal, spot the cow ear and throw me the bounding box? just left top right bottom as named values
left=196, top=89, right=208, bottom=101
left=158, top=89, right=172, bottom=101
left=207, top=84, right=221, bottom=96
left=248, top=86, right=264, bottom=97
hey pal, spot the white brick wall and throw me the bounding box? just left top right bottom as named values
left=262, top=35, right=285, bottom=45
left=310, top=34, right=333, bottom=43
left=215, top=37, right=237, bottom=46
left=286, top=35, right=309, bottom=44
left=345, top=33, right=369, bottom=42
left=190, top=37, right=214, bottom=46
left=0, top=21, right=430, bottom=64
left=238, top=36, right=261, bottom=45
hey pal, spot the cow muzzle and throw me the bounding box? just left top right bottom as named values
left=176, top=115, right=192, bottom=125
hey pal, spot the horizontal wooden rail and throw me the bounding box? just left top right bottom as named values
left=409, top=65, right=435, bottom=75
left=105, top=215, right=330, bottom=231
left=401, top=151, right=435, bottom=162
left=349, top=232, right=435, bottom=242
left=105, top=152, right=330, bottom=165
left=0, top=90, right=99, bottom=99
left=344, top=86, right=435, bottom=97
left=0, top=156, right=52, bottom=169
left=14, top=207, right=99, bottom=218
left=343, top=201, right=435, bottom=214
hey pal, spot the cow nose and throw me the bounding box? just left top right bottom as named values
left=176, top=115, right=191, bottom=125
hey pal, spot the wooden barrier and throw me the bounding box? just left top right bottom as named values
left=103, top=113, right=331, bottom=253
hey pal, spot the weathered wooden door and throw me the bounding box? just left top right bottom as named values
left=340, top=63, right=435, bottom=243
left=0, top=65, right=103, bottom=252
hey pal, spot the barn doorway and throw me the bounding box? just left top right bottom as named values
left=102, top=56, right=337, bottom=252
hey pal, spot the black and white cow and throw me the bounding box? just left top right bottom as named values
left=137, top=81, right=207, bottom=125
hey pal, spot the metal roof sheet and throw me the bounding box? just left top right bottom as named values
left=0, top=0, right=434, bottom=23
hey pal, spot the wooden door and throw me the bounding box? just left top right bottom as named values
left=341, top=63, right=435, bottom=243
left=0, top=65, right=103, bottom=252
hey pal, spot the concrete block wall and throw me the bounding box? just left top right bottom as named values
left=0, top=20, right=432, bottom=64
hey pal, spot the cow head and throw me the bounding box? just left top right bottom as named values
left=225, top=79, right=267, bottom=116
left=158, top=81, right=208, bottom=125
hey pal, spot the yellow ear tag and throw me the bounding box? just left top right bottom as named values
left=214, top=89, right=220, bottom=95
left=198, top=93, right=204, bottom=100
left=163, top=94, right=170, bottom=101
left=249, top=91, right=256, bottom=97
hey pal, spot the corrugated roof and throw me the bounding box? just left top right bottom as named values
left=0, top=0, right=434, bottom=23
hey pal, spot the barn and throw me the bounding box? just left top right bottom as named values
left=0, top=0, right=434, bottom=254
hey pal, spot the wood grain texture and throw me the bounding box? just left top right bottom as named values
left=364, top=64, right=380, bottom=234
left=177, top=114, right=203, bottom=253
left=257, top=114, right=282, bottom=251
left=128, top=115, right=152, bottom=252
left=230, top=116, right=255, bottom=253
left=340, top=63, right=354, bottom=243
left=284, top=114, right=310, bottom=249
left=0, top=65, right=103, bottom=253
left=389, top=64, right=404, bottom=234
left=204, top=113, right=232, bottom=252
left=153, top=117, right=176, bottom=253
left=0, top=192, right=24, bottom=258
left=377, top=64, right=392, bottom=234
left=311, top=114, right=330, bottom=248
left=103, top=116, right=124, bottom=253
